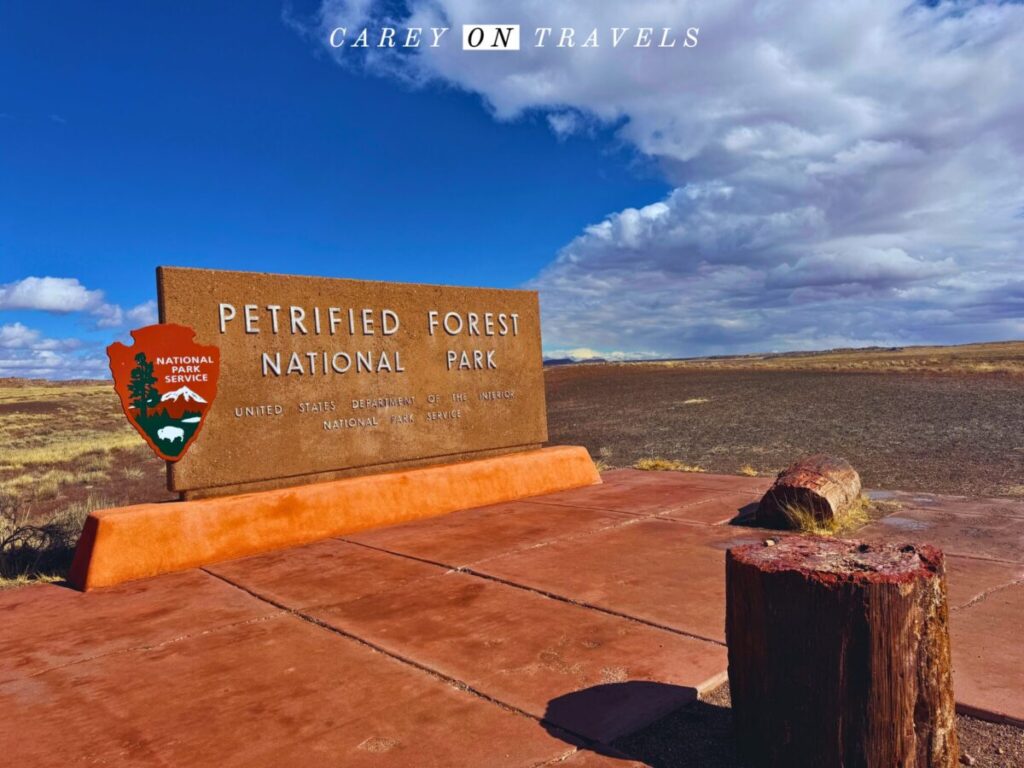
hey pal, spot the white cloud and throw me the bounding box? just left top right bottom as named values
left=312, top=0, right=1024, bottom=355
left=0, top=277, right=105, bottom=313
left=0, top=322, right=80, bottom=351
left=546, top=111, right=582, bottom=139
left=0, top=276, right=155, bottom=331
left=0, top=278, right=158, bottom=378
left=765, top=249, right=956, bottom=291
left=0, top=322, right=98, bottom=379
left=93, top=303, right=125, bottom=328
left=126, top=300, right=158, bottom=326
left=0, top=348, right=107, bottom=380
left=0, top=322, right=43, bottom=349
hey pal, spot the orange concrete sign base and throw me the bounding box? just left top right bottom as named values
left=69, top=446, right=600, bottom=590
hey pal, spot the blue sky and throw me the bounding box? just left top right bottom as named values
left=2, top=1, right=1023, bottom=376
left=0, top=1, right=664, bottom=374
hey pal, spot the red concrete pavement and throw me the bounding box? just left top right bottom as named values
left=859, top=489, right=1024, bottom=726
left=1, top=470, right=1022, bottom=767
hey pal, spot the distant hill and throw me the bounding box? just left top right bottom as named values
left=2, top=339, right=1022, bottom=383
left=543, top=357, right=608, bottom=367
left=544, top=340, right=1024, bottom=376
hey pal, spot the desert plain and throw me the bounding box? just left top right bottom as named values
left=547, top=341, right=1024, bottom=497
left=3, top=340, right=1023, bottom=585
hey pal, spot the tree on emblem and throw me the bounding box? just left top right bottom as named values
left=128, top=352, right=159, bottom=419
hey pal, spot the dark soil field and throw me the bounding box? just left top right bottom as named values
left=546, top=365, right=1024, bottom=498
left=3, top=350, right=1023, bottom=586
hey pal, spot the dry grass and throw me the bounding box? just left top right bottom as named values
left=781, top=495, right=878, bottom=536
left=122, top=466, right=145, bottom=481
left=0, top=379, right=168, bottom=588
left=682, top=397, right=710, bottom=405
left=32, top=472, right=63, bottom=500
left=0, top=381, right=137, bottom=472
left=1, top=434, right=139, bottom=469
left=1, top=469, right=75, bottom=498
left=0, top=462, right=112, bottom=502
left=80, top=451, right=114, bottom=472
left=616, top=340, right=1024, bottom=376
left=593, top=447, right=615, bottom=472
left=634, top=457, right=707, bottom=473
left=0, top=492, right=109, bottom=587
left=0, top=380, right=138, bottom=504
left=738, top=465, right=760, bottom=477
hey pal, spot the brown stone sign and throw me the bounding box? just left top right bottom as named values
left=157, top=267, right=548, bottom=496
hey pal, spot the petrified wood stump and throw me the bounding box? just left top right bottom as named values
left=726, top=537, right=958, bottom=768
left=757, top=454, right=861, bottom=528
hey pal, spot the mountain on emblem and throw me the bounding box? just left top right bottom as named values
left=161, top=385, right=208, bottom=404
left=108, top=324, right=220, bottom=462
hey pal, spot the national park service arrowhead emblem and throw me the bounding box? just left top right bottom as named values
left=108, top=324, right=220, bottom=462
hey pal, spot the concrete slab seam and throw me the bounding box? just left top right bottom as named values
left=938, top=551, right=1024, bottom=566
left=200, top=566, right=642, bottom=754
left=462, top=566, right=727, bottom=648
left=527, top=748, right=584, bottom=768
left=649, top=516, right=732, bottom=529
left=524, top=496, right=730, bottom=519
left=950, top=577, right=1024, bottom=612
left=530, top=746, right=636, bottom=767
left=332, top=537, right=466, bottom=572
left=338, top=537, right=728, bottom=647
left=336, top=512, right=649, bottom=570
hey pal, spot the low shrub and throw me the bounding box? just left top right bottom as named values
left=0, top=493, right=103, bottom=586
left=634, top=457, right=706, bottom=473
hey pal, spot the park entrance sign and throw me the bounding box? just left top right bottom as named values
left=158, top=267, right=549, bottom=496
left=70, top=266, right=598, bottom=590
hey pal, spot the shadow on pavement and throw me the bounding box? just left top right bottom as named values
left=612, top=695, right=743, bottom=767
left=728, top=502, right=761, bottom=527
left=542, top=681, right=741, bottom=765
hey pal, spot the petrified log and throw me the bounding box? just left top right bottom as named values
left=726, top=537, right=958, bottom=768
left=757, top=454, right=861, bottom=528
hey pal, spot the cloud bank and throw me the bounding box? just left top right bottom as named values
left=314, top=0, right=1024, bottom=356
left=0, top=277, right=157, bottom=378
